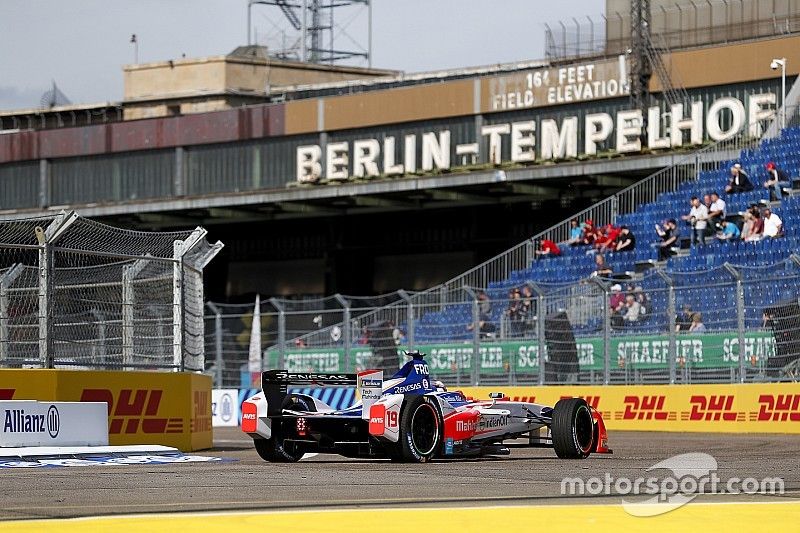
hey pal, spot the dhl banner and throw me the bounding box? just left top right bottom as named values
left=459, top=383, right=800, bottom=434
left=0, top=370, right=211, bottom=451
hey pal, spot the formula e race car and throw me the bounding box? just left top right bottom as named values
left=242, top=352, right=611, bottom=463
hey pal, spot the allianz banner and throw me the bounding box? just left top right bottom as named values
left=0, top=370, right=212, bottom=451
left=265, top=330, right=776, bottom=373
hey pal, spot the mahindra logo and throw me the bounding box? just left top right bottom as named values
left=455, top=420, right=476, bottom=432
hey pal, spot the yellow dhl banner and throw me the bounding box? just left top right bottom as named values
left=0, top=370, right=211, bottom=451
left=458, top=383, right=800, bottom=433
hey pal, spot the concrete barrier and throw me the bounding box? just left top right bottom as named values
left=458, top=382, right=800, bottom=433
left=0, top=370, right=212, bottom=451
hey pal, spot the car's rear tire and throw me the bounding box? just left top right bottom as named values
left=254, top=395, right=315, bottom=463
left=395, top=395, right=442, bottom=463
left=551, top=398, right=594, bottom=459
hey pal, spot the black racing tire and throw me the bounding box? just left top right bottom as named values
left=254, top=395, right=315, bottom=463
left=396, top=395, right=442, bottom=463
left=551, top=398, right=595, bottom=459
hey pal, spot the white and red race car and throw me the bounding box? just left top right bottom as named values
left=243, top=352, right=611, bottom=463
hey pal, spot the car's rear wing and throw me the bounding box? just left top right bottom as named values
left=261, top=370, right=357, bottom=416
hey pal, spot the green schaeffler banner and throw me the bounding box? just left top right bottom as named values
left=266, top=330, right=777, bottom=373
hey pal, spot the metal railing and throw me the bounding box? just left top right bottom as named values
left=0, top=212, right=223, bottom=371
left=207, top=257, right=800, bottom=387
left=545, top=1, right=800, bottom=63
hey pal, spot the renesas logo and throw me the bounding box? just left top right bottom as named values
left=81, top=389, right=183, bottom=435
left=393, top=382, right=422, bottom=394
left=683, top=395, right=742, bottom=422
left=3, top=405, right=59, bottom=438
left=618, top=395, right=675, bottom=421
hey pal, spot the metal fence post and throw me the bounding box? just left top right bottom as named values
left=590, top=278, right=611, bottom=385
left=464, top=286, right=480, bottom=386
left=529, top=283, right=547, bottom=386
left=37, top=211, right=78, bottom=368
left=172, top=227, right=207, bottom=372
left=656, top=269, right=677, bottom=384
left=206, top=302, right=224, bottom=387
left=122, top=258, right=151, bottom=370
left=724, top=263, right=746, bottom=383
left=270, top=297, right=286, bottom=370
left=0, top=264, right=23, bottom=365
left=334, top=294, right=351, bottom=372
left=398, top=290, right=414, bottom=352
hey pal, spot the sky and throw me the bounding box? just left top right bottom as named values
left=0, top=0, right=605, bottom=110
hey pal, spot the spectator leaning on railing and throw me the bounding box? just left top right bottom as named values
left=688, top=312, right=706, bottom=333
left=567, top=219, right=584, bottom=246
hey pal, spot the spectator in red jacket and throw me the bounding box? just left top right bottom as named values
left=536, top=239, right=561, bottom=257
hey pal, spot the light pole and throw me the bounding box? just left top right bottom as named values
left=130, top=34, right=138, bottom=64
left=771, top=57, right=787, bottom=130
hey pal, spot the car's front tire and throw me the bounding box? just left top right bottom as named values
left=551, top=398, right=594, bottom=459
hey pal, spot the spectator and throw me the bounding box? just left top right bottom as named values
left=681, top=196, right=708, bottom=246
left=581, top=219, right=597, bottom=245
left=567, top=219, right=584, bottom=246
left=623, top=294, right=641, bottom=324
left=743, top=208, right=764, bottom=241
left=708, top=192, right=726, bottom=230
left=596, top=224, right=622, bottom=252
left=609, top=284, right=625, bottom=328
left=716, top=220, right=741, bottom=241
left=655, top=219, right=680, bottom=261
left=633, top=287, right=650, bottom=316
left=520, top=285, right=534, bottom=335
left=467, top=290, right=495, bottom=337
left=740, top=211, right=755, bottom=240
left=702, top=193, right=713, bottom=212
left=725, top=163, right=753, bottom=194
left=537, top=238, right=561, bottom=257
left=591, top=253, right=613, bottom=277
left=762, top=208, right=783, bottom=238
left=676, top=304, right=693, bottom=332
left=764, top=162, right=791, bottom=201
left=505, top=288, right=523, bottom=337
left=615, top=226, right=636, bottom=252
left=688, top=312, right=706, bottom=333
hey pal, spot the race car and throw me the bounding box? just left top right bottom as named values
left=242, top=351, right=611, bottom=463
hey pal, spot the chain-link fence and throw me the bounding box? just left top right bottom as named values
left=206, top=256, right=800, bottom=387
left=0, top=211, right=222, bottom=371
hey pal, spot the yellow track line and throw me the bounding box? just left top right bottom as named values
left=1, top=501, right=798, bottom=533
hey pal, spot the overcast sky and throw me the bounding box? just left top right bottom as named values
left=0, top=0, right=604, bottom=110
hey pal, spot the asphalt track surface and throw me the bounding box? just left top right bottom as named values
left=1, top=429, right=798, bottom=521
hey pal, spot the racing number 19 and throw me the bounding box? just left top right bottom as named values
left=387, top=411, right=398, bottom=428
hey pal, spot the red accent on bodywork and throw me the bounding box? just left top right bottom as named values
left=368, top=403, right=386, bottom=436
left=443, top=409, right=480, bottom=441
left=241, top=401, right=258, bottom=433
left=591, top=408, right=613, bottom=454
